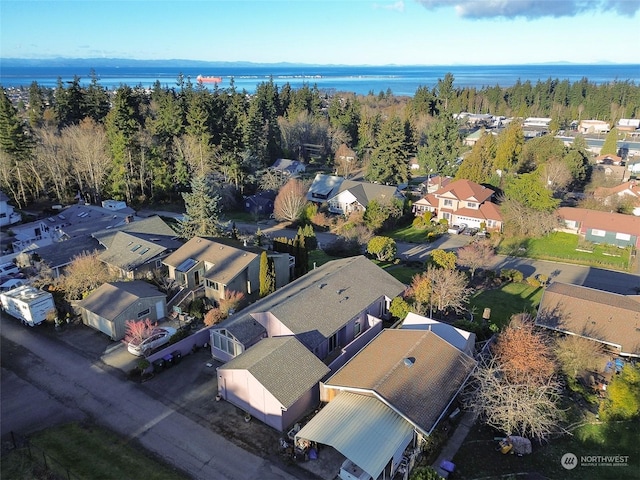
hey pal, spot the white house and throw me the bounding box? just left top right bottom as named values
left=400, top=312, right=476, bottom=357
left=0, top=191, right=21, bottom=227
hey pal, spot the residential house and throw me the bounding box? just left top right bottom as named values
left=306, top=174, right=345, bottom=204
left=295, top=329, right=477, bottom=480
left=335, top=144, right=357, bottom=177
left=557, top=207, right=640, bottom=248
left=0, top=191, right=21, bottom=227
left=616, top=118, right=640, bottom=133
left=535, top=282, right=640, bottom=358
left=592, top=164, right=628, bottom=182
left=579, top=120, right=610, bottom=134
left=421, top=175, right=453, bottom=194
left=212, top=256, right=406, bottom=432
left=30, top=236, right=102, bottom=279
left=400, top=312, right=476, bottom=356
left=217, top=336, right=330, bottom=431
left=163, top=236, right=290, bottom=306
left=270, top=158, right=306, bottom=177
left=78, top=281, right=167, bottom=340
left=244, top=190, right=276, bottom=218
left=413, top=179, right=503, bottom=231
left=595, top=154, right=623, bottom=165
left=11, top=203, right=139, bottom=253
left=463, top=129, right=484, bottom=147
left=593, top=180, right=640, bottom=216
left=627, top=158, right=640, bottom=176
left=327, top=180, right=405, bottom=215
left=93, top=216, right=182, bottom=279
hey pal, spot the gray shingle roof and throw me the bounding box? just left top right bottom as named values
left=78, top=281, right=165, bottom=319
left=33, top=236, right=103, bottom=270
left=336, top=180, right=404, bottom=207
left=217, top=256, right=407, bottom=349
left=220, top=336, right=329, bottom=408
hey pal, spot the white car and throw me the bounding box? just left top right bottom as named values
left=127, top=327, right=177, bottom=356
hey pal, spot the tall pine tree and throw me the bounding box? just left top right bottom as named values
left=177, top=175, right=222, bottom=239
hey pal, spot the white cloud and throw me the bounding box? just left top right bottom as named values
left=374, top=1, right=406, bottom=12
left=415, top=0, right=640, bottom=19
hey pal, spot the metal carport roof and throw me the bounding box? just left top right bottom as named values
left=296, top=392, right=414, bottom=479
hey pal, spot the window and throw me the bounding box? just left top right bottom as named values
left=329, top=333, right=338, bottom=352
left=354, top=321, right=361, bottom=337
left=131, top=244, right=142, bottom=252
left=137, top=308, right=150, bottom=318
left=212, top=329, right=242, bottom=356
left=591, top=229, right=606, bottom=237
left=616, top=232, right=631, bottom=241
left=443, top=199, right=453, bottom=207
left=207, top=280, right=219, bottom=290
left=467, top=202, right=477, bottom=208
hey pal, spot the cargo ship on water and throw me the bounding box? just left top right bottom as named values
left=197, top=75, right=222, bottom=84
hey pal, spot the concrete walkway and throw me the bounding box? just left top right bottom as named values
left=432, top=410, right=477, bottom=478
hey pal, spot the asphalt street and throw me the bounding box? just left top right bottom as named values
left=0, top=320, right=302, bottom=480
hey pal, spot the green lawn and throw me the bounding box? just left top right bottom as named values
left=1, top=422, right=188, bottom=480
left=498, top=232, right=634, bottom=271
left=453, top=420, right=638, bottom=480
left=469, top=282, right=544, bottom=330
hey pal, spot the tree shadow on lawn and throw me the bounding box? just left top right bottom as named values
left=452, top=421, right=638, bottom=480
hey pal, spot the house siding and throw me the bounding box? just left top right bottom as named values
left=585, top=229, right=636, bottom=248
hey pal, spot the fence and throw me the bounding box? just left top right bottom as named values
left=4, top=431, right=82, bottom=480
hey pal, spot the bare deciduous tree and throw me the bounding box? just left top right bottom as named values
left=492, top=313, right=556, bottom=384
left=61, top=251, right=115, bottom=301
left=500, top=196, right=561, bottom=237
left=555, top=334, right=604, bottom=378
left=407, top=266, right=471, bottom=316
left=464, top=355, right=563, bottom=441
left=123, top=318, right=158, bottom=345
left=456, top=240, right=496, bottom=278
left=273, top=178, right=308, bottom=222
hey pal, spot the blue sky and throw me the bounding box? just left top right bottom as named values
left=1, top=0, right=639, bottom=65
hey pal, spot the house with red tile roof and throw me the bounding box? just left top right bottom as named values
left=413, top=179, right=503, bottom=231
left=593, top=180, right=640, bottom=216
left=535, top=282, right=640, bottom=358
left=557, top=207, right=640, bottom=248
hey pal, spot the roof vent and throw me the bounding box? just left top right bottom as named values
left=404, top=357, right=415, bottom=368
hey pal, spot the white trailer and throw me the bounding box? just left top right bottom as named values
left=0, top=285, right=55, bottom=326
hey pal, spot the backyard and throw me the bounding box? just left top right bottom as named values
left=452, top=420, right=638, bottom=480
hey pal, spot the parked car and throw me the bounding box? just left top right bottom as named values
left=477, top=230, right=490, bottom=238
left=0, top=262, right=20, bottom=278
left=127, top=327, right=177, bottom=356
left=462, top=227, right=479, bottom=236
left=447, top=223, right=467, bottom=235
left=0, top=278, right=26, bottom=292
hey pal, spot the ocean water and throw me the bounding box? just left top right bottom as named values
left=1, top=64, right=639, bottom=96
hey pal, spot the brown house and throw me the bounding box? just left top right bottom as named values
left=535, top=282, right=640, bottom=358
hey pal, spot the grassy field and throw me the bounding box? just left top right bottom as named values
left=453, top=420, right=638, bottom=480
left=469, top=282, right=544, bottom=330
left=1, top=422, right=188, bottom=480
left=388, top=224, right=436, bottom=243
left=498, top=232, right=634, bottom=271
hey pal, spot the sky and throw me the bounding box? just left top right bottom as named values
left=1, top=0, right=639, bottom=65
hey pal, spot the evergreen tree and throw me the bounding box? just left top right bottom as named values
left=367, top=116, right=410, bottom=185
left=177, top=175, right=222, bottom=239
left=600, top=127, right=619, bottom=156
left=494, top=120, right=524, bottom=175
left=83, top=70, right=110, bottom=123
left=27, top=82, right=45, bottom=129
left=455, top=132, right=495, bottom=184
left=0, top=88, right=34, bottom=207
left=422, top=112, right=461, bottom=176
left=504, top=172, right=560, bottom=212
left=259, top=251, right=275, bottom=298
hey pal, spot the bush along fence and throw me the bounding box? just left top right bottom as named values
left=3, top=430, right=82, bottom=480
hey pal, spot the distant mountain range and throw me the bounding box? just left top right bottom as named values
left=0, top=58, right=631, bottom=68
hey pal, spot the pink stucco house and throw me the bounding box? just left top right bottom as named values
left=212, top=255, right=407, bottom=431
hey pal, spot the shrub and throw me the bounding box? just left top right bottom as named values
left=188, top=297, right=206, bottom=319
left=500, top=268, right=523, bottom=283
left=526, top=276, right=541, bottom=287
